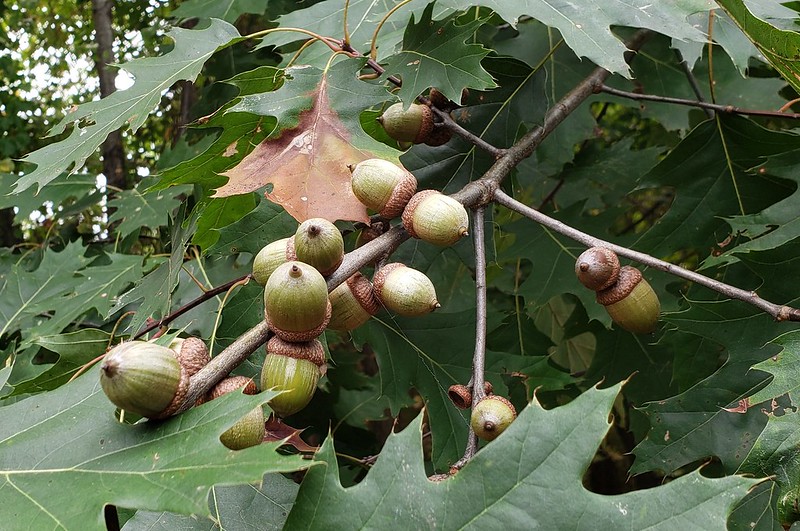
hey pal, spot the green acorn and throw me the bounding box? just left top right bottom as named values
left=402, top=190, right=469, bottom=247
left=596, top=266, right=661, bottom=334
left=373, top=263, right=440, bottom=317
left=293, top=218, right=344, bottom=276
left=205, top=376, right=264, bottom=450
left=470, top=395, right=516, bottom=441
left=264, top=261, right=332, bottom=342
left=261, top=336, right=325, bottom=417
left=378, top=102, right=434, bottom=144
left=253, top=237, right=294, bottom=285
left=349, top=159, right=417, bottom=219
left=327, top=272, right=381, bottom=331
left=99, top=341, right=189, bottom=419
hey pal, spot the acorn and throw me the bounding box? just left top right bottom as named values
left=253, top=237, right=294, bottom=285
left=328, top=272, right=381, bottom=331
left=596, top=265, right=661, bottom=334
left=261, top=336, right=325, bottom=417
left=293, top=218, right=344, bottom=276
left=378, top=102, right=434, bottom=144
left=349, top=159, right=417, bottom=219
left=205, top=376, right=264, bottom=450
left=402, top=190, right=469, bottom=247
left=373, top=263, right=440, bottom=316
left=167, top=337, right=210, bottom=377
left=448, top=381, right=494, bottom=409
left=264, top=261, right=332, bottom=342
left=470, top=395, right=516, bottom=441
left=99, top=341, right=189, bottom=419
left=575, top=247, right=621, bottom=291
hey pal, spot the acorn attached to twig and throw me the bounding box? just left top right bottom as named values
left=402, top=190, right=469, bottom=247
left=349, top=159, right=417, bottom=219
left=264, top=261, right=332, bottom=342
left=205, top=376, right=264, bottom=450
left=260, top=336, right=326, bottom=417
left=328, top=272, right=381, bottom=331
left=253, top=237, right=294, bottom=285
left=373, top=263, right=440, bottom=317
left=378, top=102, right=434, bottom=144
left=471, top=395, right=516, bottom=441
left=293, top=218, right=344, bottom=277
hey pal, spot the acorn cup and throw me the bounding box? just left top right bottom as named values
left=328, top=272, right=381, bottom=331
left=349, top=159, right=417, bottom=219
left=167, top=337, right=210, bottom=377
left=378, top=102, right=434, bottom=144
left=373, top=263, right=440, bottom=317
left=99, top=341, right=190, bottom=419
left=264, top=261, right=332, bottom=342
left=596, top=266, right=661, bottom=334
left=402, top=190, right=469, bottom=247
left=253, top=237, right=294, bottom=285
left=205, top=376, right=265, bottom=450
left=470, top=395, right=517, bottom=441
left=260, top=336, right=326, bottom=417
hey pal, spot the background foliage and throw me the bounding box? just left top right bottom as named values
left=3, top=0, right=800, bottom=529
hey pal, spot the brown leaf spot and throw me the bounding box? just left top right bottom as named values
left=222, top=142, right=238, bottom=157
left=214, top=75, right=371, bottom=223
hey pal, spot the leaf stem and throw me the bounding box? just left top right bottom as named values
left=492, top=190, right=800, bottom=322
left=242, top=27, right=342, bottom=53
left=369, top=0, right=413, bottom=61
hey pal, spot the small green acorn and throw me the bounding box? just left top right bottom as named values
left=327, top=272, right=381, bottom=331
left=253, top=237, right=294, bottom=285
left=596, top=266, right=660, bottom=334
left=378, top=102, right=434, bottom=144
left=470, top=395, right=516, bottom=441
left=260, top=336, right=325, bottom=417
left=206, top=376, right=264, bottom=450
left=99, top=341, right=189, bottom=419
left=264, top=261, right=332, bottom=342
left=293, top=218, right=344, bottom=276
left=402, top=190, right=469, bottom=247
left=349, top=159, right=417, bottom=219
left=372, top=263, right=440, bottom=316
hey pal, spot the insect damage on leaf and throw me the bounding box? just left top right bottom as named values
left=215, top=69, right=373, bottom=223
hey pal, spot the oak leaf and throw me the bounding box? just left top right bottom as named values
left=215, top=60, right=399, bottom=223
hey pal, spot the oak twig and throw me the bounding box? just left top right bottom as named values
left=599, top=85, right=800, bottom=121
left=493, top=190, right=800, bottom=322
left=453, top=206, right=488, bottom=470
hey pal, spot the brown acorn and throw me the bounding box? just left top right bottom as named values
left=253, top=237, right=294, bottom=285
left=205, top=376, right=264, bottom=450
left=167, top=337, right=210, bottom=377
left=575, top=247, right=620, bottom=292
left=328, top=273, right=381, bottom=331
left=261, top=336, right=326, bottom=417
left=378, top=102, right=434, bottom=144
left=471, top=395, right=516, bottom=441
left=349, top=159, right=417, bottom=219
left=293, top=218, right=344, bottom=276
left=373, top=263, right=440, bottom=316
left=264, top=261, right=332, bottom=342
left=99, top=341, right=189, bottom=419
left=596, top=266, right=661, bottom=334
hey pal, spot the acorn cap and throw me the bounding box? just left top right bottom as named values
left=448, top=384, right=472, bottom=409
left=424, top=125, right=452, bottom=147
left=265, top=336, right=326, bottom=366
left=378, top=102, right=434, bottom=144
left=402, top=190, right=469, bottom=247
left=575, top=247, right=621, bottom=292
left=169, top=337, right=210, bottom=377
left=293, top=218, right=344, bottom=277
left=207, top=376, right=258, bottom=401
left=596, top=265, right=642, bottom=306
left=373, top=263, right=440, bottom=316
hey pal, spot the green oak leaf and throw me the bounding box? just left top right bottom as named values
left=16, top=20, right=242, bottom=193
left=286, top=383, right=756, bottom=528
left=382, top=4, right=496, bottom=104
left=209, top=195, right=296, bottom=256
left=107, top=181, right=192, bottom=238
left=171, top=0, right=266, bottom=23
left=0, top=173, right=97, bottom=225
left=717, top=0, right=800, bottom=96
left=121, top=473, right=298, bottom=530
left=0, top=371, right=308, bottom=531
left=0, top=241, right=93, bottom=341
left=747, top=331, right=800, bottom=405
left=108, top=208, right=197, bottom=335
